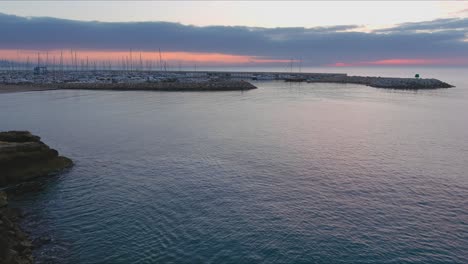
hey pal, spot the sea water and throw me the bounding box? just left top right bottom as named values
left=0, top=67, right=467, bottom=263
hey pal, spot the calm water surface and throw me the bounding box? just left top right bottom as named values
left=0, top=68, right=467, bottom=263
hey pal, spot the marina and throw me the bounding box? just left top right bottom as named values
left=0, top=69, right=454, bottom=91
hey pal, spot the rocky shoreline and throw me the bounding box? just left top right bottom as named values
left=0, top=191, right=33, bottom=264
left=0, top=131, right=72, bottom=264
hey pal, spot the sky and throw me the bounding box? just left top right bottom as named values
left=0, top=1, right=467, bottom=67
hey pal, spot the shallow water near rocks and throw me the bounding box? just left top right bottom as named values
left=1, top=67, right=467, bottom=263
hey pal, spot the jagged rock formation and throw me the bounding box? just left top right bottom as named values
left=0, top=131, right=73, bottom=187
left=0, top=131, right=72, bottom=264
left=0, top=191, right=33, bottom=264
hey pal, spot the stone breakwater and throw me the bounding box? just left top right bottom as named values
left=307, top=75, right=454, bottom=89
left=0, top=70, right=453, bottom=91
left=52, top=80, right=257, bottom=91
left=0, top=131, right=72, bottom=264
left=0, top=80, right=257, bottom=92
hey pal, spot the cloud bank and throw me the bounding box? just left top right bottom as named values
left=0, top=13, right=467, bottom=66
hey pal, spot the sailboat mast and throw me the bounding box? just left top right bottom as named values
left=75, top=52, right=78, bottom=71
left=159, top=48, right=163, bottom=71
left=139, top=52, right=143, bottom=71
left=129, top=49, right=133, bottom=71
left=60, top=51, right=63, bottom=72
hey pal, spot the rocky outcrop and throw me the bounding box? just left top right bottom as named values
left=0, top=131, right=73, bottom=187
left=0, top=191, right=7, bottom=207
left=0, top=191, right=33, bottom=264
left=0, top=131, right=72, bottom=264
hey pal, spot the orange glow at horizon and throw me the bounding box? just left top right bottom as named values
left=0, top=49, right=291, bottom=65
left=333, top=58, right=468, bottom=66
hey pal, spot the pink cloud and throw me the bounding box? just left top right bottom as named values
left=332, top=58, right=468, bottom=67
left=0, top=49, right=291, bottom=66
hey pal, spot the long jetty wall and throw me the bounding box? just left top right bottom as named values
left=305, top=75, right=453, bottom=89
left=53, top=80, right=257, bottom=91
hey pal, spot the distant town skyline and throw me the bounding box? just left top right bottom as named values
left=0, top=1, right=467, bottom=67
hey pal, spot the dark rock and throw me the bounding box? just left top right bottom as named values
left=0, top=191, right=7, bottom=207
left=3, top=208, right=24, bottom=223
left=0, top=131, right=73, bottom=187
left=14, top=241, right=32, bottom=253
left=0, top=196, right=33, bottom=264
left=12, top=181, right=45, bottom=195
left=0, top=131, right=40, bottom=143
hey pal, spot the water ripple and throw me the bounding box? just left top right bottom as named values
left=3, top=72, right=468, bottom=263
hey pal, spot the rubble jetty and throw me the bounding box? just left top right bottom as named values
left=51, top=80, right=257, bottom=91
left=306, top=75, right=454, bottom=89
